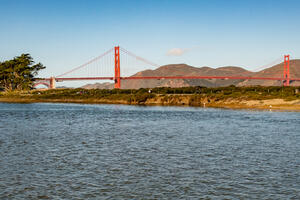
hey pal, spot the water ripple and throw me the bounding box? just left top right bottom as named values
left=0, top=103, right=300, bottom=199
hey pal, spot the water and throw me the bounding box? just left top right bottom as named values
left=0, top=103, right=300, bottom=199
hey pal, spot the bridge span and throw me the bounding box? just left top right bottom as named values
left=36, top=46, right=296, bottom=89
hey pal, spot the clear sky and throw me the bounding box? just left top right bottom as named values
left=1, top=0, right=300, bottom=86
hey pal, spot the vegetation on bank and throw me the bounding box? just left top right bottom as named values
left=0, top=54, right=45, bottom=91
left=1, top=86, right=300, bottom=106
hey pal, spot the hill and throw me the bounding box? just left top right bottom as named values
left=121, top=64, right=253, bottom=89
left=81, top=60, right=300, bottom=89
left=238, top=59, right=300, bottom=86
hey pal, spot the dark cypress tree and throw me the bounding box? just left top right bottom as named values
left=0, top=54, right=45, bottom=91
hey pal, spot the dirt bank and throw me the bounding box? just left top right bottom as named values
left=1, top=93, right=300, bottom=111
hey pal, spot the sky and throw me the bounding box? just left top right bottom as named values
left=1, top=0, right=300, bottom=87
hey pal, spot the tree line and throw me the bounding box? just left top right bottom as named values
left=0, top=54, right=45, bottom=91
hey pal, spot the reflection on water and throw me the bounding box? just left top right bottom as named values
left=0, top=103, right=300, bottom=199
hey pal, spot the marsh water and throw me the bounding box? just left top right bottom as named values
left=0, top=103, right=300, bottom=199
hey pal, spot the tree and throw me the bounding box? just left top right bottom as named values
left=0, top=54, right=45, bottom=91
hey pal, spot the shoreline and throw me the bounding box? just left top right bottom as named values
left=1, top=87, right=300, bottom=111
left=1, top=96, right=300, bottom=111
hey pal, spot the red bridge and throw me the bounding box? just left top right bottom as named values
left=34, top=46, right=298, bottom=89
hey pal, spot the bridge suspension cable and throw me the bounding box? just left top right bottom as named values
left=56, top=48, right=114, bottom=78
left=252, top=56, right=283, bottom=72
left=120, top=47, right=159, bottom=68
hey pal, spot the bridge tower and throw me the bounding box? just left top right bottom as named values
left=114, top=46, right=121, bottom=89
left=50, top=77, right=56, bottom=89
left=284, top=55, right=290, bottom=86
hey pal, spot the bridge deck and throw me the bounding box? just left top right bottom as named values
left=40, top=76, right=300, bottom=81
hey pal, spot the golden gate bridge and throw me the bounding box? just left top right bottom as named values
left=34, top=46, right=299, bottom=89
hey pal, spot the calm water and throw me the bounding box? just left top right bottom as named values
left=0, top=103, right=300, bottom=199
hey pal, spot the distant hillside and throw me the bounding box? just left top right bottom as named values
left=81, top=60, right=300, bottom=89
left=238, top=59, right=300, bottom=86
left=82, top=82, right=113, bottom=89
left=121, top=64, right=253, bottom=89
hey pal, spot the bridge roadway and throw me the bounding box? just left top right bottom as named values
left=41, top=76, right=300, bottom=81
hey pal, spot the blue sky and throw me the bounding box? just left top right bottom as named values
left=1, top=0, right=300, bottom=86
